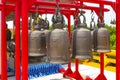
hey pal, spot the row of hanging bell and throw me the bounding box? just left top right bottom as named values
left=72, top=13, right=93, bottom=60
left=47, top=8, right=70, bottom=64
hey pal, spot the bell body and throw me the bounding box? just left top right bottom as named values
left=48, top=29, right=70, bottom=64
left=29, top=30, right=46, bottom=57
left=91, top=30, right=95, bottom=51
left=44, top=30, right=50, bottom=48
left=72, top=28, right=92, bottom=60
left=94, top=27, right=110, bottom=53
left=28, top=29, right=32, bottom=52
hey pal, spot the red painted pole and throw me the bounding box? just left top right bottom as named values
left=116, top=0, right=120, bottom=80
left=100, top=4, right=105, bottom=76
left=95, top=4, right=107, bottom=80
left=70, top=59, right=83, bottom=80
left=76, top=59, right=79, bottom=71
left=22, top=0, right=28, bottom=80
left=1, top=0, right=7, bottom=80
left=67, top=14, right=71, bottom=41
left=100, top=53, right=104, bottom=74
left=15, top=0, right=21, bottom=80
left=63, top=62, right=73, bottom=77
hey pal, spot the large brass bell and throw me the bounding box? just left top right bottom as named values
left=93, top=18, right=110, bottom=53
left=47, top=13, right=70, bottom=64
left=43, top=19, right=50, bottom=49
left=29, top=20, right=46, bottom=58
left=72, top=13, right=92, bottom=60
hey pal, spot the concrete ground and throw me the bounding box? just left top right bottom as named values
left=8, top=63, right=116, bottom=80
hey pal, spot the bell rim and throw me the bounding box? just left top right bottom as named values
left=96, top=50, right=111, bottom=53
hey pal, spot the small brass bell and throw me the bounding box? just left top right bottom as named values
left=72, top=14, right=93, bottom=60
left=93, top=19, right=110, bottom=53
left=47, top=13, right=70, bottom=64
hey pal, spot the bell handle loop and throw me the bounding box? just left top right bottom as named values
left=79, top=13, right=86, bottom=24
left=90, top=21, right=95, bottom=30
left=79, top=6, right=86, bottom=24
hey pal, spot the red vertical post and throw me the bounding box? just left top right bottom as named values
left=1, top=0, right=7, bottom=79
left=67, top=14, right=71, bottom=41
left=95, top=4, right=107, bottom=80
left=70, top=59, right=83, bottom=80
left=76, top=59, right=79, bottom=71
left=63, top=62, right=73, bottom=77
left=15, top=0, right=21, bottom=80
left=116, top=0, right=120, bottom=80
left=100, top=53, right=104, bottom=74
left=22, top=0, right=28, bottom=79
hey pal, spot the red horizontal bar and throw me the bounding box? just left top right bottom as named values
left=5, top=0, right=116, bottom=6
left=30, top=7, right=85, bottom=15
left=6, top=0, right=16, bottom=3
left=30, top=10, right=74, bottom=15
left=1, top=2, right=7, bottom=80
left=0, top=3, right=109, bottom=17
left=34, top=1, right=109, bottom=12
left=0, top=3, right=109, bottom=12
left=77, top=0, right=116, bottom=6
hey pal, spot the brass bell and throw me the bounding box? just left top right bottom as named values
left=93, top=19, right=110, bottom=53
left=90, top=18, right=96, bottom=51
left=48, top=29, right=70, bottom=64
left=29, top=21, right=46, bottom=58
left=72, top=14, right=93, bottom=60
left=48, top=15, right=70, bottom=63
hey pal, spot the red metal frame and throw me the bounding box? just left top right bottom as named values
left=1, top=0, right=7, bottom=79
left=0, top=0, right=118, bottom=80
left=15, top=0, right=21, bottom=80
left=21, top=0, right=28, bottom=80
left=94, top=4, right=107, bottom=80
left=116, top=0, right=120, bottom=80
